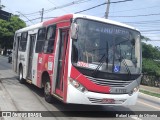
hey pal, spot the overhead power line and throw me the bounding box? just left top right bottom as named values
left=44, top=0, right=93, bottom=14
left=74, top=0, right=133, bottom=14
left=46, top=0, right=69, bottom=14
left=23, top=0, right=93, bottom=16
left=24, top=17, right=41, bottom=22
left=24, top=17, right=57, bottom=22
left=110, top=13, right=160, bottom=18
left=146, top=40, right=160, bottom=41
left=89, top=4, right=160, bottom=17
left=23, top=0, right=133, bottom=16
left=125, top=22, right=160, bottom=25
left=23, top=0, right=133, bottom=23
left=141, top=32, right=160, bottom=34
left=123, top=19, right=160, bottom=24
left=16, top=11, right=34, bottom=24
left=141, top=30, right=160, bottom=32
left=110, top=5, right=160, bottom=13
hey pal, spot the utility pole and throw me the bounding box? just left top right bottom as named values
left=41, top=8, right=44, bottom=22
left=105, top=0, right=110, bottom=19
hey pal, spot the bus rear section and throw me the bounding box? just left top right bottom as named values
left=12, top=14, right=142, bottom=105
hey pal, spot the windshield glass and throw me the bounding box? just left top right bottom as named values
left=71, top=18, right=141, bottom=74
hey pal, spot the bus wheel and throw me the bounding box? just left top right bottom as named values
left=18, top=66, right=25, bottom=84
left=44, top=79, right=53, bottom=103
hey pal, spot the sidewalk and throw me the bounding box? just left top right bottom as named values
left=140, top=85, right=160, bottom=94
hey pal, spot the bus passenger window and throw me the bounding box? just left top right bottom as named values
left=44, top=25, right=56, bottom=53
left=19, top=32, right=28, bottom=52
left=35, top=28, right=46, bottom=53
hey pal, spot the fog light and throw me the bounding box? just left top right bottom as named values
left=69, top=78, right=87, bottom=92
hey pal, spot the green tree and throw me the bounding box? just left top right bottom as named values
left=0, top=15, right=26, bottom=54
left=142, top=42, right=160, bottom=60
left=142, top=42, right=160, bottom=77
left=142, top=58, right=160, bottom=76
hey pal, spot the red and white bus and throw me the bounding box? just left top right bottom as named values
left=12, top=14, right=142, bottom=105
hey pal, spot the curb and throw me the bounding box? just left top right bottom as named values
left=139, top=92, right=160, bottom=100
left=140, top=88, right=160, bottom=94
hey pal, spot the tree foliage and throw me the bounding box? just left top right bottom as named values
left=142, top=42, right=160, bottom=77
left=141, top=35, right=150, bottom=41
left=0, top=15, right=26, bottom=52
left=142, top=42, right=160, bottom=59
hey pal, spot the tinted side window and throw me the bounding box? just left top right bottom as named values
left=44, top=25, right=56, bottom=53
left=35, top=28, right=46, bottom=53
left=19, top=32, right=28, bottom=52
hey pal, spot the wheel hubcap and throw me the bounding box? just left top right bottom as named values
left=19, top=69, right=22, bottom=80
left=45, top=82, right=51, bottom=95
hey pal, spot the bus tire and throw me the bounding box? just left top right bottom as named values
left=44, top=76, right=53, bottom=103
left=18, top=66, right=25, bottom=84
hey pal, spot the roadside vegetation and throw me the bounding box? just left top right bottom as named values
left=141, top=42, right=160, bottom=88
left=140, top=41, right=160, bottom=97
left=140, top=89, right=160, bottom=98
left=0, top=15, right=26, bottom=55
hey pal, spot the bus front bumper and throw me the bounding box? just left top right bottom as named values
left=66, top=84, right=139, bottom=105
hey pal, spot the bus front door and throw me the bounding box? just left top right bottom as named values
left=55, top=29, right=69, bottom=98
left=13, top=36, right=20, bottom=73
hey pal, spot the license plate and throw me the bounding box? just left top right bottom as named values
left=115, top=88, right=127, bottom=93
left=102, top=98, right=115, bottom=104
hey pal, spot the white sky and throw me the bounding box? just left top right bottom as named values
left=2, top=0, right=160, bottom=47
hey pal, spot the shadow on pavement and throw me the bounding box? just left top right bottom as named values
left=0, top=76, right=20, bottom=85
left=24, top=82, right=135, bottom=117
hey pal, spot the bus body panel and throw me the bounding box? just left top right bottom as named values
left=37, top=53, right=54, bottom=88
left=13, top=33, right=21, bottom=73
left=18, top=51, right=28, bottom=79
left=43, top=16, right=72, bottom=100
left=12, top=14, right=141, bottom=105
left=32, top=53, right=39, bottom=85
left=13, top=23, right=43, bottom=84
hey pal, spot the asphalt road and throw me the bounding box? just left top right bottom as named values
left=0, top=55, right=159, bottom=120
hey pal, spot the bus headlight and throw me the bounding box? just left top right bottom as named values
left=69, top=78, right=87, bottom=93
left=129, top=86, right=139, bottom=96
left=133, top=86, right=139, bottom=93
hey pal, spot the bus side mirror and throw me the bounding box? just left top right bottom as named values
left=71, top=23, right=78, bottom=40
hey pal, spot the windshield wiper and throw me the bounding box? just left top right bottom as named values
left=116, top=42, right=131, bottom=77
left=121, top=57, right=131, bottom=78
left=106, top=41, right=109, bottom=70
left=91, top=54, right=105, bottom=77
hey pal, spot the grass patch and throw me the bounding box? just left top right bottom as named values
left=140, top=89, right=160, bottom=98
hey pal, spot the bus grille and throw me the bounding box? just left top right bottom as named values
left=85, top=76, right=132, bottom=87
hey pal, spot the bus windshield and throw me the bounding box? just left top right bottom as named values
left=72, top=18, right=141, bottom=75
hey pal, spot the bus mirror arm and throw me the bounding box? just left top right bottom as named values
left=71, top=23, right=78, bottom=40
